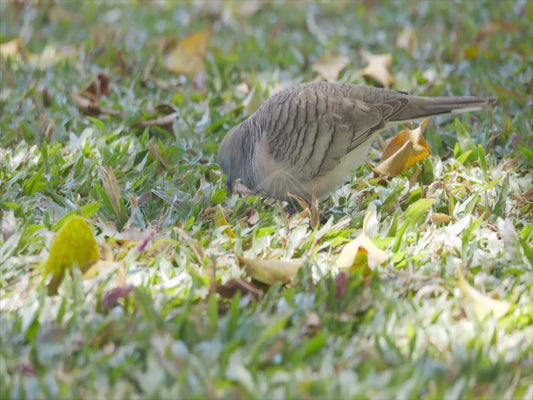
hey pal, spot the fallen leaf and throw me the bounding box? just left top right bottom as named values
left=360, top=50, right=394, bottom=89
left=457, top=266, right=512, bottom=320
left=26, top=44, right=78, bottom=69
left=99, top=166, right=122, bottom=219
left=214, top=204, right=236, bottom=238
left=102, top=286, right=136, bottom=311
left=237, top=254, right=306, bottom=285
left=374, top=119, right=432, bottom=176
left=215, top=279, right=263, bottom=301
left=0, top=37, right=22, bottom=59
left=134, top=112, right=179, bottom=128
left=431, top=213, right=453, bottom=225
left=239, top=208, right=260, bottom=227
left=165, top=30, right=210, bottom=76
left=396, top=27, right=418, bottom=56
left=72, top=74, right=119, bottom=116
left=336, top=210, right=389, bottom=271
left=45, top=216, right=100, bottom=293
left=312, top=52, right=351, bottom=81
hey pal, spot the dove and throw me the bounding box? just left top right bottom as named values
left=218, top=82, right=496, bottom=201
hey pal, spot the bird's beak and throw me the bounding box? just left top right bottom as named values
left=226, top=175, right=234, bottom=194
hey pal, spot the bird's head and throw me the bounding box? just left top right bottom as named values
left=217, top=124, right=245, bottom=194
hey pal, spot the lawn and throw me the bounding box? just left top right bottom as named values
left=1, top=0, right=532, bottom=398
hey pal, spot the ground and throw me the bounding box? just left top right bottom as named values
left=0, top=1, right=532, bottom=398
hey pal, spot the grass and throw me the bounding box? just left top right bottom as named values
left=1, top=0, right=532, bottom=398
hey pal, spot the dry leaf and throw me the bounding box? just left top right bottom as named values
left=396, top=27, right=418, bottom=55
left=312, top=52, right=351, bottom=81
left=134, top=112, right=179, bottom=128
left=237, top=254, right=305, bottom=285
left=165, top=30, right=210, bottom=76
left=215, top=279, right=263, bottom=301
left=374, top=119, right=432, bottom=176
left=45, top=216, right=100, bottom=293
left=0, top=37, right=22, bottom=59
left=457, top=267, right=512, bottom=320
left=337, top=210, right=389, bottom=271
left=72, top=74, right=119, bottom=116
left=360, top=50, right=394, bottom=89
left=431, top=213, right=453, bottom=225
left=26, top=44, right=78, bottom=69
left=99, top=166, right=122, bottom=218
left=214, top=204, right=236, bottom=238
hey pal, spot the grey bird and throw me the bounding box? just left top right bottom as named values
left=218, top=82, right=496, bottom=201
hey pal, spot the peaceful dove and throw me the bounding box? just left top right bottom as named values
left=218, top=82, right=496, bottom=201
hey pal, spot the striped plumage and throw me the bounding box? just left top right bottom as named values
left=218, top=82, right=496, bottom=201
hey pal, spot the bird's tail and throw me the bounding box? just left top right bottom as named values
left=389, top=96, right=497, bottom=123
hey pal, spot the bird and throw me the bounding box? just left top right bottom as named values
left=218, top=82, right=496, bottom=201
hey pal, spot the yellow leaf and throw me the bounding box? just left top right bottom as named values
left=0, top=37, right=22, bottom=59
left=45, top=216, right=100, bottom=293
left=337, top=210, right=389, bottom=271
left=374, top=119, right=432, bottom=176
left=164, top=30, right=210, bottom=76
left=360, top=50, right=394, bottom=89
left=336, top=232, right=389, bottom=271
left=457, top=267, right=512, bottom=320
left=214, top=204, right=236, bottom=238
left=431, top=213, right=453, bottom=225
left=237, top=254, right=305, bottom=285
left=312, top=52, right=351, bottom=81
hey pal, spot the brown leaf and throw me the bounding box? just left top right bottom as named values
left=312, top=52, right=351, bottom=81
left=99, top=166, right=122, bottom=218
left=165, top=30, right=210, bottom=76
left=237, top=254, right=306, bottom=285
left=240, top=208, right=260, bottom=227
left=102, top=286, right=135, bottom=311
left=360, top=50, right=394, bottom=89
left=374, top=119, right=432, bottom=176
left=215, top=279, right=263, bottom=301
left=72, top=74, right=118, bottom=116
left=82, top=73, right=111, bottom=98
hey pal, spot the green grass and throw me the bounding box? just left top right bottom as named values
left=1, top=0, right=532, bottom=398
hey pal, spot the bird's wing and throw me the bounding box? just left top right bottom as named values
left=263, top=85, right=409, bottom=181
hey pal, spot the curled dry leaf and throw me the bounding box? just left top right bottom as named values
left=457, top=266, right=512, bottom=320
left=312, top=52, right=351, bottom=81
left=165, top=30, right=210, bottom=76
left=72, top=74, right=119, bottom=116
left=374, top=119, right=432, bottom=177
left=237, top=254, right=306, bottom=285
left=45, top=216, right=100, bottom=293
left=337, top=210, right=389, bottom=271
left=360, top=50, right=394, bottom=89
